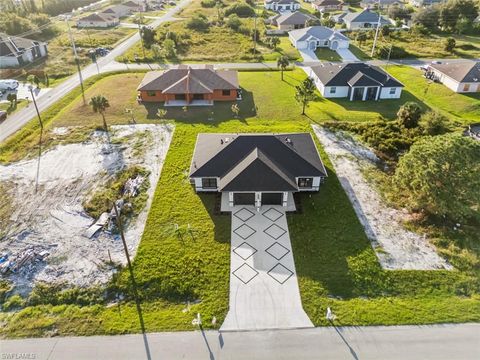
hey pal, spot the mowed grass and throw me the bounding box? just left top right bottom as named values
left=315, top=48, right=342, bottom=62
left=0, top=68, right=479, bottom=337
left=386, top=65, right=480, bottom=124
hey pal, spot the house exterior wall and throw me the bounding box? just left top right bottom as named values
left=279, top=23, right=305, bottom=31
left=379, top=87, right=402, bottom=99
left=77, top=19, right=118, bottom=27
left=323, top=85, right=350, bottom=98
left=138, top=89, right=238, bottom=102
left=192, top=177, right=220, bottom=192
left=312, top=4, right=343, bottom=12
left=265, top=2, right=301, bottom=11
left=346, top=20, right=378, bottom=30
left=0, top=56, right=20, bottom=67
left=430, top=68, right=480, bottom=93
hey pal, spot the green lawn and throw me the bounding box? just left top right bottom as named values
left=386, top=65, right=480, bottom=124
left=315, top=48, right=342, bottom=62
left=0, top=68, right=479, bottom=338
left=0, top=100, right=28, bottom=116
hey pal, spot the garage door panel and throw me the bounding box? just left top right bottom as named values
left=261, top=193, right=282, bottom=205
left=234, top=193, right=255, bottom=205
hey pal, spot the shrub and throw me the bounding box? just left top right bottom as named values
left=186, top=14, right=210, bottom=31
left=200, top=0, right=217, bottom=7
left=444, top=37, right=456, bottom=52
left=397, top=101, right=423, bottom=128
left=419, top=111, right=451, bottom=135
left=226, top=14, right=242, bottom=30
left=224, top=2, right=255, bottom=18
left=3, top=294, right=25, bottom=311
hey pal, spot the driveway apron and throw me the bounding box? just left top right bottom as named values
left=221, top=205, right=314, bottom=331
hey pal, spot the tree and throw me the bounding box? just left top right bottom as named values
left=224, top=3, right=255, bottom=17
left=412, top=6, right=440, bottom=30
left=455, top=16, right=472, bottom=34
left=265, top=36, right=280, bottom=49
left=419, top=111, right=450, bottom=135
left=277, top=55, right=290, bottom=81
left=151, top=44, right=162, bottom=61
left=6, top=93, right=17, bottom=108
left=444, top=37, right=456, bottom=52
left=397, top=101, right=422, bottom=128
left=187, top=14, right=209, bottom=31
left=27, top=74, right=40, bottom=88
left=140, top=26, right=155, bottom=49
left=89, top=95, right=110, bottom=133
left=162, top=38, right=176, bottom=58
left=381, top=25, right=391, bottom=37
left=356, top=32, right=367, bottom=47
left=226, top=14, right=241, bottom=30
left=305, top=17, right=321, bottom=27
left=387, top=4, right=410, bottom=20
left=394, top=134, right=480, bottom=222
left=440, top=0, right=478, bottom=30
left=295, top=77, right=316, bottom=115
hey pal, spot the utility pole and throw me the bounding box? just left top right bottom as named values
left=86, top=28, right=100, bottom=74
left=66, top=17, right=86, bottom=105
left=253, top=12, right=257, bottom=57
left=29, top=85, right=43, bottom=194
left=386, top=43, right=393, bottom=67
left=28, top=85, right=43, bottom=130
left=370, top=0, right=382, bottom=58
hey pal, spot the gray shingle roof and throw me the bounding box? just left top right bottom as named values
left=0, top=33, right=45, bottom=57
left=190, top=133, right=327, bottom=192
left=78, top=13, right=118, bottom=22
left=289, top=26, right=348, bottom=42
left=274, top=11, right=315, bottom=26
left=343, top=9, right=390, bottom=24
left=137, top=65, right=239, bottom=93
left=429, top=61, right=480, bottom=83
left=314, top=0, right=343, bottom=6
left=310, top=62, right=404, bottom=88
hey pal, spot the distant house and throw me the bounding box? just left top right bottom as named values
left=137, top=65, right=240, bottom=106
left=0, top=33, right=48, bottom=68
left=289, top=26, right=349, bottom=51
left=271, top=11, right=316, bottom=31
left=123, top=0, right=148, bottom=12
left=308, top=62, right=404, bottom=100
left=343, top=9, right=391, bottom=29
left=426, top=61, right=480, bottom=93
left=101, top=4, right=132, bottom=18
left=360, top=0, right=403, bottom=9
left=264, top=0, right=301, bottom=12
left=409, top=0, right=444, bottom=6
left=189, top=133, right=327, bottom=208
left=311, top=0, right=344, bottom=12
left=77, top=13, right=119, bottom=28
left=331, top=11, right=349, bottom=23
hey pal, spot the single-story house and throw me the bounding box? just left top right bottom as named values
left=409, top=0, right=443, bottom=6
left=264, top=0, right=301, bottom=12
left=331, top=11, right=349, bottom=23
left=101, top=4, right=132, bottom=18
left=360, top=0, right=404, bottom=9
left=309, top=62, right=404, bottom=100
left=289, top=26, right=349, bottom=51
left=76, top=13, right=119, bottom=28
left=271, top=11, right=316, bottom=30
left=312, top=0, right=344, bottom=12
left=343, top=9, right=391, bottom=29
left=189, top=133, right=327, bottom=208
left=123, top=0, right=148, bottom=12
left=137, top=65, right=240, bottom=106
left=0, top=33, right=48, bottom=68
left=426, top=61, right=480, bottom=93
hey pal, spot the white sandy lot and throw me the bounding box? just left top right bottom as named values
left=313, top=125, right=452, bottom=270
left=0, top=124, right=174, bottom=292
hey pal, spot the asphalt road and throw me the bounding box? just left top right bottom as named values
left=1, top=324, right=479, bottom=360
left=0, top=0, right=192, bottom=143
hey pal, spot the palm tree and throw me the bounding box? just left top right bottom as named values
left=89, top=95, right=110, bottom=133
left=295, top=77, right=316, bottom=115
left=277, top=55, right=290, bottom=81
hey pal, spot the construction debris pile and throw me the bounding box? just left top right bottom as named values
left=0, top=124, right=174, bottom=293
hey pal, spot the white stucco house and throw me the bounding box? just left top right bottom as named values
left=426, top=61, right=480, bottom=93
left=343, top=9, right=391, bottom=30
left=0, top=33, right=48, bottom=68
left=100, top=4, right=132, bottom=18
left=308, top=62, right=404, bottom=101
left=264, top=0, right=301, bottom=12
left=289, top=26, right=349, bottom=51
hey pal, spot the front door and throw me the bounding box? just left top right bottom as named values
left=193, top=93, right=204, bottom=100
left=352, top=87, right=364, bottom=100
left=309, top=41, right=316, bottom=50
left=366, top=87, right=378, bottom=100
left=233, top=193, right=255, bottom=205
left=261, top=193, right=283, bottom=205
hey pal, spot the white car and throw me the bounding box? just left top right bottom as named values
left=0, top=79, right=19, bottom=91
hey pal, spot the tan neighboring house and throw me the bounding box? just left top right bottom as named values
left=123, top=0, right=148, bottom=12
left=426, top=61, right=480, bottom=93
left=312, top=0, right=344, bottom=12
left=101, top=4, right=132, bottom=18
left=76, top=13, right=119, bottom=28
left=271, top=11, right=317, bottom=31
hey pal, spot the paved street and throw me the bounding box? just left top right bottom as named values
left=1, top=324, right=479, bottom=359
left=0, top=0, right=192, bottom=143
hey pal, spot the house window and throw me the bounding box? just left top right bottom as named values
left=147, top=91, right=156, bottom=96
left=324, top=41, right=329, bottom=46
left=202, top=178, right=217, bottom=189
left=222, top=89, right=231, bottom=96
left=298, top=177, right=313, bottom=188
left=193, top=94, right=204, bottom=100
left=463, top=84, right=470, bottom=91
left=330, top=87, right=337, bottom=94
left=389, top=88, right=396, bottom=95
left=175, top=94, right=186, bottom=100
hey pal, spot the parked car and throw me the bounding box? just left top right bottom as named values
left=0, top=110, right=7, bottom=121
left=95, top=47, right=109, bottom=56
left=0, top=79, right=19, bottom=91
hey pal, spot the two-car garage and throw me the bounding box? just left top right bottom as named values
left=232, top=192, right=283, bottom=206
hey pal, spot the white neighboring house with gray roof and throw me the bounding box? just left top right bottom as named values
left=289, top=26, right=349, bottom=51
left=308, top=62, right=404, bottom=101
left=264, top=0, right=301, bottom=12
left=271, top=11, right=316, bottom=31
left=426, top=61, right=480, bottom=93
left=343, top=9, right=391, bottom=29
left=0, top=33, right=47, bottom=68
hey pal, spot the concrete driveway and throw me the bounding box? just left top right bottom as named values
left=221, top=206, right=313, bottom=331
left=336, top=48, right=360, bottom=61
left=298, top=48, right=319, bottom=62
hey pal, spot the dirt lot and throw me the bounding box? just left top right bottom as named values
left=0, top=124, right=174, bottom=294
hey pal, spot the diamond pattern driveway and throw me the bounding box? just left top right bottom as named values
left=221, top=206, right=314, bottom=331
